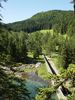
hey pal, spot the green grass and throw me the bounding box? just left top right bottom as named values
left=51, top=54, right=65, bottom=73
left=24, top=67, right=36, bottom=73
left=24, top=54, right=49, bottom=79
left=35, top=55, right=48, bottom=78
left=24, top=52, right=50, bottom=80
left=24, top=62, right=48, bottom=79
left=37, top=62, right=49, bottom=79
left=40, top=29, right=53, bottom=34
left=27, top=52, right=33, bottom=58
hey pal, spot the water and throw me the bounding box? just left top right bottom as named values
left=25, top=79, right=58, bottom=100
left=26, top=80, right=47, bottom=99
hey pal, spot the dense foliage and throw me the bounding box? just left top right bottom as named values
left=0, top=30, right=28, bottom=63
left=61, top=36, right=75, bottom=68
left=0, top=2, right=75, bottom=99
left=28, top=32, right=42, bottom=58
left=7, top=10, right=74, bottom=35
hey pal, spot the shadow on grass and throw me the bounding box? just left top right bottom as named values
left=26, top=57, right=44, bottom=64
left=4, top=55, right=45, bottom=66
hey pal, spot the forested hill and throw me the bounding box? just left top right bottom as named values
left=7, top=10, right=75, bottom=34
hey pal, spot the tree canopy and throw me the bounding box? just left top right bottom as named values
left=7, top=10, right=74, bottom=35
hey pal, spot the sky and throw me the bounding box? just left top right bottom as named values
left=1, top=0, right=73, bottom=23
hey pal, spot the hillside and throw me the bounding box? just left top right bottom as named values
left=1, top=8, right=75, bottom=100
left=7, top=10, right=75, bottom=34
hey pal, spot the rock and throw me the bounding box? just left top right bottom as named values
left=35, top=62, right=41, bottom=68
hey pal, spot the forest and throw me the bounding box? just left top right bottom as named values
left=7, top=10, right=75, bottom=35
left=0, top=0, right=75, bottom=100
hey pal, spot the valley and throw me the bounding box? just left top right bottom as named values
left=0, top=3, right=75, bottom=99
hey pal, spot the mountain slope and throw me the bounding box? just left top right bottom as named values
left=7, top=10, right=74, bottom=34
